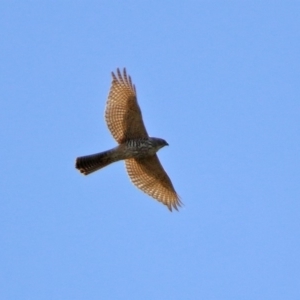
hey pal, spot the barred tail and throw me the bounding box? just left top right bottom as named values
left=75, top=149, right=117, bottom=175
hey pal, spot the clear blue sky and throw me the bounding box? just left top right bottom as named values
left=1, top=1, right=299, bottom=299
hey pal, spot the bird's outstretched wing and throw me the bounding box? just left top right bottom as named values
left=105, top=68, right=148, bottom=144
left=125, top=155, right=182, bottom=211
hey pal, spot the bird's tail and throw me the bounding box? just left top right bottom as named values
left=75, top=149, right=119, bottom=175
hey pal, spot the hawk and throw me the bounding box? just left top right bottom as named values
left=75, top=68, right=182, bottom=211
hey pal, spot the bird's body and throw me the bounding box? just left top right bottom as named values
left=75, top=68, right=182, bottom=211
left=76, top=137, right=168, bottom=174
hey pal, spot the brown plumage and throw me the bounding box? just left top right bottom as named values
left=75, top=68, right=181, bottom=211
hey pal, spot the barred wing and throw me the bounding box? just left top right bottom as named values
left=125, top=155, right=182, bottom=211
left=105, top=68, right=148, bottom=144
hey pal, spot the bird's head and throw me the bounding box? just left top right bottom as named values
left=150, top=137, right=169, bottom=150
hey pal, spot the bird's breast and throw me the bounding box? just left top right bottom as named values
left=122, top=139, right=156, bottom=158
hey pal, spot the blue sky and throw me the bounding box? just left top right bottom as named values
left=1, top=1, right=299, bottom=299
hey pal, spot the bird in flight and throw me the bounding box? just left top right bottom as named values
left=75, top=68, right=182, bottom=211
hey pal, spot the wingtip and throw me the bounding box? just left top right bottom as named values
left=166, top=198, right=183, bottom=212
left=111, top=70, right=117, bottom=81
